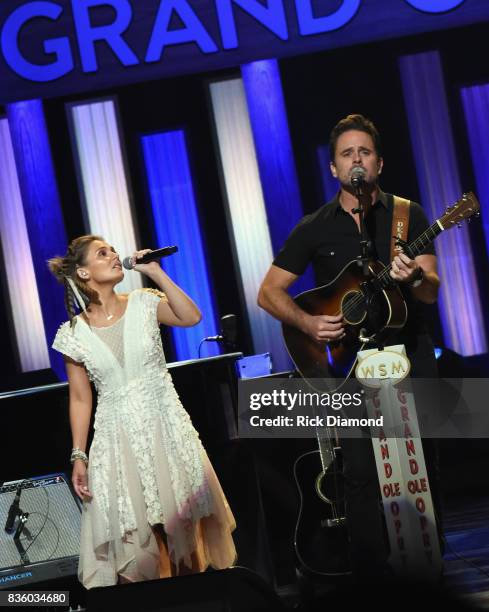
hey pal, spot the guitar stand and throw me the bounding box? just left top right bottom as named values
left=326, top=516, right=347, bottom=528
left=359, top=327, right=388, bottom=351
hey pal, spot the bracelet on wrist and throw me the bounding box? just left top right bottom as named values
left=71, top=447, right=88, bottom=466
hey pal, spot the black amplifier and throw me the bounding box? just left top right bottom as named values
left=0, top=473, right=81, bottom=589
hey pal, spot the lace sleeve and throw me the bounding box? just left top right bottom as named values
left=52, top=322, right=84, bottom=363
left=138, top=288, right=169, bottom=325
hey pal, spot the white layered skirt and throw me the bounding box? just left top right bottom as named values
left=78, top=371, right=236, bottom=589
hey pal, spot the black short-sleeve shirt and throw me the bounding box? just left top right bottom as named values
left=274, top=191, right=435, bottom=285
left=273, top=191, right=437, bottom=354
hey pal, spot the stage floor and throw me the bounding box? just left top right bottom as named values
left=276, top=493, right=489, bottom=610
left=4, top=495, right=489, bottom=611
left=444, top=495, right=489, bottom=609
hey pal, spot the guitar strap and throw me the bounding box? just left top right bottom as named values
left=390, top=195, right=410, bottom=262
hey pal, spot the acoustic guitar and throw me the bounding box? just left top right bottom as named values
left=282, top=192, right=480, bottom=393
left=290, top=192, right=479, bottom=579
left=293, top=428, right=351, bottom=579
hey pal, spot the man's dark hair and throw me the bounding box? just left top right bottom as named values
left=329, top=114, right=382, bottom=159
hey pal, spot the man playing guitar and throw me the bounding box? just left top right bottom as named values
left=258, top=114, right=442, bottom=579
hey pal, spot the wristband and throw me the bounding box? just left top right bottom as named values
left=408, top=267, right=424, bottom=288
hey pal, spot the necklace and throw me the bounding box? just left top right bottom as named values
left=102, top=299, right=119, bottom=321
left=102, top=307, right=116, bottom=321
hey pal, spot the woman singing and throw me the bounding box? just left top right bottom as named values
left=48, top=235, right=236, bottom=589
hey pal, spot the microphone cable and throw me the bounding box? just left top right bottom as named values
left=21, top=485, right=60, bottom=561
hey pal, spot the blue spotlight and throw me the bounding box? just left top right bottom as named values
left=141, top=130, right=219, bottom=360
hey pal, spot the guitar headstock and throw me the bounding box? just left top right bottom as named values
left=439, top=192, right=480, bottom=230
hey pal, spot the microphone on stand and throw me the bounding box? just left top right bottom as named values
left=350, top=166, right=366, bottom=189
left=4, top=483, right=22, bottom=534
left=123, top=246, right=178, bottom=270
left=350, top=166, right=371, bottom=276
left=200, top=314, right=238, bottom=356
left=220, top=314, right=237, bottom=348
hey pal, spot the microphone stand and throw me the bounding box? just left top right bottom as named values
left=351, top=180, right=371, bottom=277
left=4, top=480, right=31, bottom=565
left=351, top=181, right=386, bottom=349
left=14, top=512, right=30, bottom=565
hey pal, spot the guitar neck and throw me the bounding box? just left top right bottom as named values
left=378, top=220, right=443, bottom=283
left=317, top=431, right=335, bottom=471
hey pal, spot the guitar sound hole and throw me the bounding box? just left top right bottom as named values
left=341, top=290, right=367, bottom=325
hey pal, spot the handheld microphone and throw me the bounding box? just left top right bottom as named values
left=5, top=483, right=22, bottom=534
left=350, top=166, right=366, bottom=188
left=123, top=246, right=178, bottom=270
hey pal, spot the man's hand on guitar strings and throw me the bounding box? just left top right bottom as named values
left=390, top=252, right=422, bottom=284
left=300, top=313, right=345, bottom=344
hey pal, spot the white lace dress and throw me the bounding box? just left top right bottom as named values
left=52, top=289, right=236, bottom=589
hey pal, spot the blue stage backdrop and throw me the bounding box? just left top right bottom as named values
left=6, top=100, right=68, bottom=379
left=0, top=117, right=50, bottom=373
left=317, top=144, right=340, bottom=204
left=399, top=51, right=487, bottom=357
left=241, top=59, right=314, bottom=297
left=460, top=84, right=489, bottom=264
left=141, top=129, right=220, bottom=361
left=67, top=98, right=142, bottom=295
